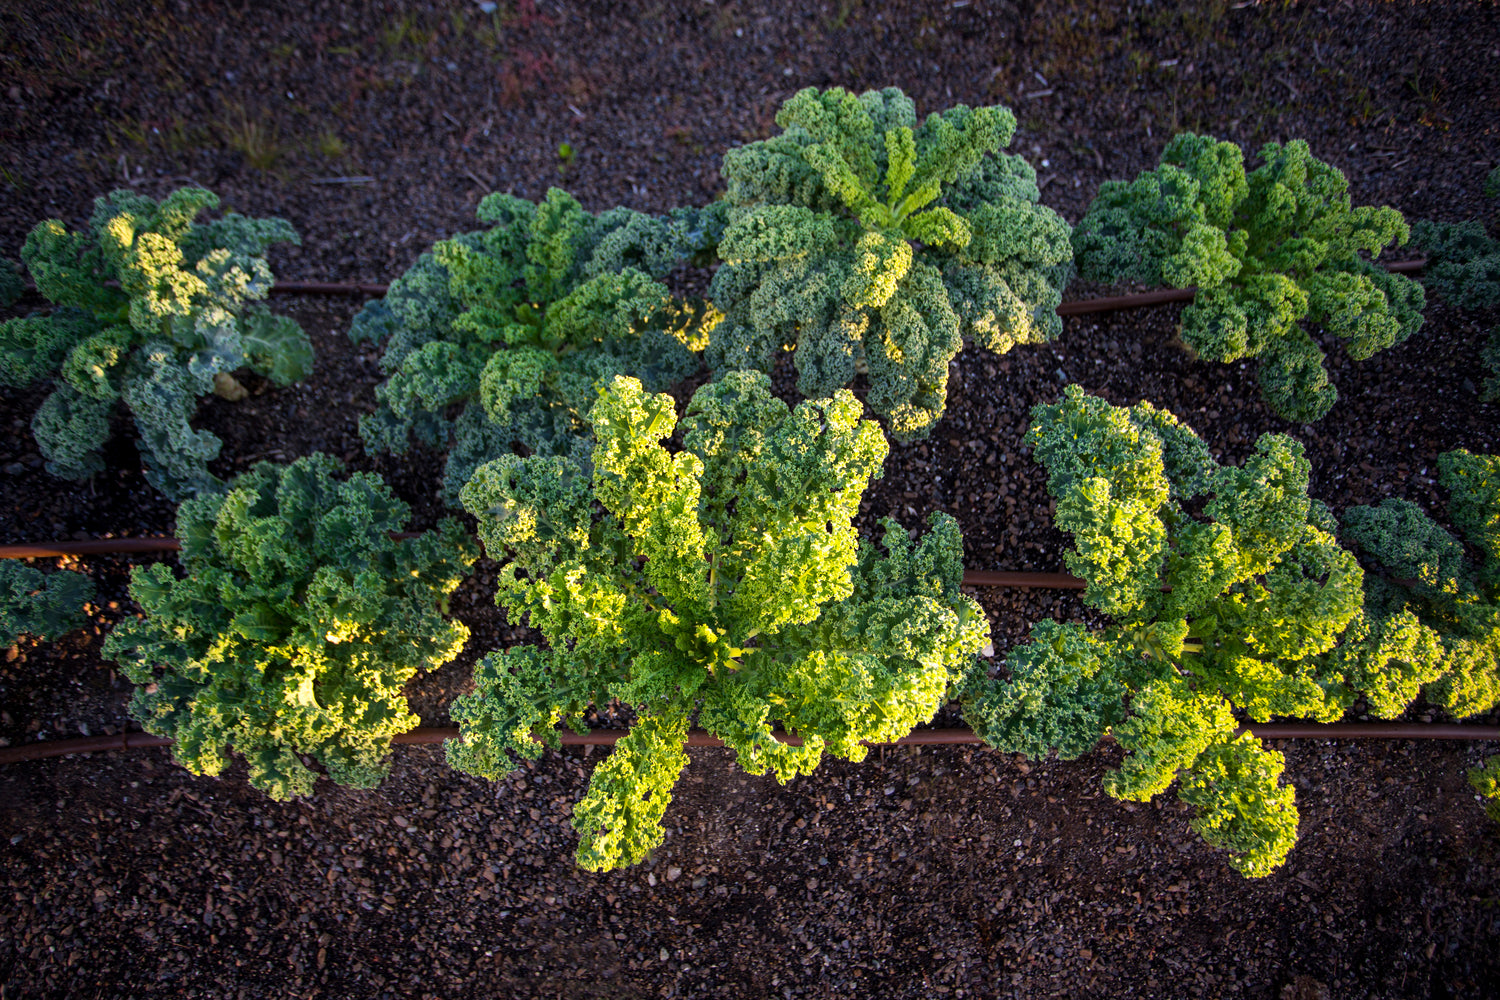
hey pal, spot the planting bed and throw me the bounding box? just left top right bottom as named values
left=2, top=1, right=1499, bottom=997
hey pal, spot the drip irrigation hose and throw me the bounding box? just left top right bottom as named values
left=1056, top=287, right=1194, bottom=315
left=2, top=721, right=1496, bottom=768
left=268, top=281, right=391, bottom=296
left=963, top=570, right=1085, bottom=589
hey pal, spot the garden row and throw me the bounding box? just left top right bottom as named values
left=2, top=87, right=1498, bottom=880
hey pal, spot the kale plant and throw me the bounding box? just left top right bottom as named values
left=449, top=372, right=989, bottom=870
left=0, top=188, right=312, bottom=498
left=1333, top=456, right=1500, bottom=716
left=103, top=454, right=478, bottom=800
left=1412, top=217, right=1500, bottom=312
left=351, top=187, right=724, bottom=504
left=1073, top=134, right=1424, bottom=423
left=962, top=386, right=1375, bottom=877
left=0, top=561, right=95, bottom=646
left=709, top=86, right=1072, bottom=442
left=1333, top=450, right=1500, bottom=816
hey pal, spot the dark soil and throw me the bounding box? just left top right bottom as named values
left=2, top=2, right=1499, bottom=998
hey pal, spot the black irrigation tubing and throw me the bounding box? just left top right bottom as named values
left=964, top=569, right=1086, bottom=590
left=2, top=721, right=1498, bottom=769
left=268, top=280, right=390, bottom=296
left=1048, top=258, right=1426, bottom=316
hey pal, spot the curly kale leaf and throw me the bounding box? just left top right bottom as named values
left=711, top=86, right=1071, bottom=442
left=446, top=647, right=574, bottom=779
left=1333, top=451, right=1500, bottom=724
left=1179, top=733, right=1299, bottom=878
left=1322, top=604, right=1446, bottom=719
left=960, top=619, right=1128, bottom=760
left=356, top=188, right=713, bottom=505
left=0, top=310, right=97, bottom=389
left=1341, top=497, right=1466, bottom=591
left=1074, top=134, right=1424, bottom=421
left=4, top=187, right=310, bottom=498
left=0, top=561, right=95, bottom=647
left=452, top=372, right=989, bottom=869
left=103, top=454, right=478, bottom=800
left=123, top=341, right=224, bottom=498
left=1413, top=218, right=1500, bottom=311
left=1439, top=450, right=1500, bottom=571
left=963, top=385, right=1396, bottom=877
left=1104, top=672, right=1238, bottom=802
left=571, top=710, right=691, bottom=871
left=1022, top=386, right=1171, bottom=621
left=31, top=384, right=113, bottom=480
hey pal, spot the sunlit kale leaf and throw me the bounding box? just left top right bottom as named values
left=448, top=371, right=990, bottom=870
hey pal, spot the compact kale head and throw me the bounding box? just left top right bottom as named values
left=0, top=561, right=95, bottom=647
left=450, top=371, right=989, bottom=870
left=351, top=187, right=723, bottom=504
left=1073, top=134, right=1424, bottom=423
left=102, top=454, right=478, bottom=800
left=710, top=86, right=1073, bottom=442
left=962, top=385, right=1376, bottom=877
left=0, top=187, right=312, bottom=498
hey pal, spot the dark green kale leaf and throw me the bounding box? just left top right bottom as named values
left=1, top=561, right=95, bottom=647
